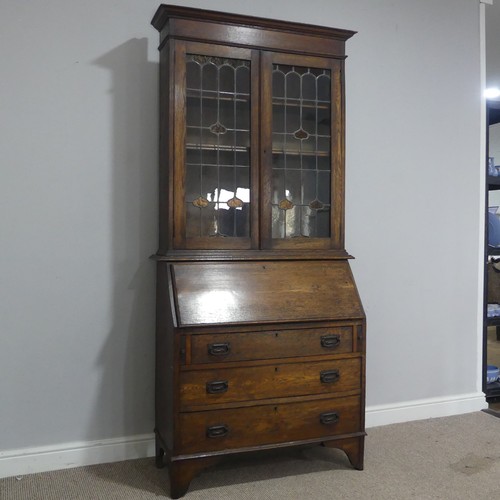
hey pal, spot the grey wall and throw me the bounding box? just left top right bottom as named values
left=0, top=0, right=482, bottom=452
left=486, top=1, right=500, bottom=208
left=486, top=0, right=500, bottom=91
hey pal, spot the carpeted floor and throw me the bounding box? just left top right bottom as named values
left=1, top=411, right=500, bottom=499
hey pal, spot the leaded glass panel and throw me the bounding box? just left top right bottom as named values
left=271, top=64, right=331, bottom=239
left=185, top=54, right=251, bottom=239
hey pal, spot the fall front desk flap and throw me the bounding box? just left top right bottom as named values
left=169, top=260, right=364, bottom=327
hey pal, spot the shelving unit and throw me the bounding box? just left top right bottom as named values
left=484, top=100, right=500, bottom=403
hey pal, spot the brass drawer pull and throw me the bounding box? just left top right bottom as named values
left=320, top=334, right=341, bottom=349
left=206, top=424, right=229, bottom=438
left=320, top=369, right=340, bottom=384
left=207, top=342, right=231, bottom=356
left=206, top=380, right=229, bottom=394
left=319, top=412, right=339, bottom=425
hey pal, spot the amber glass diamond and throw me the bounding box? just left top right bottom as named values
left=293, top=128, right=309, bottom=140
left=192, top=196, right=209, bottom=208
left=278, top=199, right=294, bottom=210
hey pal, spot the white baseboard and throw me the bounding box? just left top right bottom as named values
left=365, top=392, right=487, bottom=428
left=0, top=433, right=155, bottom=480
left=0, top=392, right=488, bottom=480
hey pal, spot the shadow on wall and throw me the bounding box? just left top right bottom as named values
left=91, top=38, right=158, bottom=441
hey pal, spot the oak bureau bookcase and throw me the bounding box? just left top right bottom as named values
left=151, top=5, right=365, bottom=498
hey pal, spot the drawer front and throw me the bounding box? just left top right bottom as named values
left=189, top=326, right=353, bottom=364
left=178, top=395, right=361, bottom=454
left=180, top=358, right=360, bottom=408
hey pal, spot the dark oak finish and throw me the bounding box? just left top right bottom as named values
left=189, top=326, right=354, bottom=364
left=151, top=5, right=356, bottom=57
left=152, top=5, right=363, bottom=498
left=168, top=456, right=221, bottom=499
left=171, top=261, right=364, bottom=326
left=178, top=396, right=361, bottom=454
left=179, top=357, right=361, bottom=407
left=324, top=435, right=365, bottom=470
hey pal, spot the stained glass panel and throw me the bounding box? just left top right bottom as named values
left=271, top=64, right=331, bottom=239
left=185, top=54, right=251, bottom=239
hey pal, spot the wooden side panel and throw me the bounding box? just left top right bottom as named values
left=157, top=41, right=174, bottom=253
left=155, top=262, right=175, bottom=451
left=171, top=260, right=365, bottom=326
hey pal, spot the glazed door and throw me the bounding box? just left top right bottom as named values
left=260, top=52, right=344, bottom=250
left=173, top=41, right=259, bottom=249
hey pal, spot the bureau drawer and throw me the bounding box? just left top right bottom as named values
left=178, top=395, right=361, bottom=454
left=180, top=358, right=360, bottom=408
left=189, top=326, right=353, bottom=364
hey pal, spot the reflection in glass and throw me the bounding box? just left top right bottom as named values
left=219, top=65, right=234, bottom=93
left=286, top=72, right=301, bottom=99
left=302, top=73, right=316, bottom=100
left=272, top=206, right=285, bottom=238
left=185, top=54, right=251, bottom=238
left=286, top=106, right=300, bottom=133
left=203, top=63, right=217, bottom=92
left=317, top=74, right=330, bottom=101
left=271, top=64, right=332, bottom=238
left=272, top=71, right=285, bottom=98
left=286, top=154, right=300, bottom=171
left=236, top=65, right=250, bottom=94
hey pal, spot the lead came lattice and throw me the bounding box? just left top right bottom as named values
left=185, top=54, right=251, bottom=238
left=271, top=64, right=332, bottom=239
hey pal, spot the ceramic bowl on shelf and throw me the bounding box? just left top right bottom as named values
left=487, top=365, right=500, bottom=384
